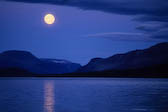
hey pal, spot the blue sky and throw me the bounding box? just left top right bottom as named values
left=0, top=0, right=167, bottom=65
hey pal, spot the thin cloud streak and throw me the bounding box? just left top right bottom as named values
left=82, top=32, right=162, bottom=42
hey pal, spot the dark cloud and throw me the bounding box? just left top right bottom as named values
left=5, top=0, right=168, bottom=16
left=150, top=28, right=168, bottom=39
left=134, top=15, right=168, bottom=22
left=4, top=0, right=168, bottom=40
left=136, top=22, right=165, bottom=32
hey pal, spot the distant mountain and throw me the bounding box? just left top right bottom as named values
left=78, top=42, right=168, bottom=73
left=0, top=50, right=81, bottom=75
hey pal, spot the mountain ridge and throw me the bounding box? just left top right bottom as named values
left=0, top=50, right=81, bottom=75
left=78, top=42, right=168, bottom=73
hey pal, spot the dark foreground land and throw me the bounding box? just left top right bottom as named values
left=0, top=62, right=168, bottom=78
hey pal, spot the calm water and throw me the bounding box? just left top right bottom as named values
left=0, top=78, right=168, bottom=112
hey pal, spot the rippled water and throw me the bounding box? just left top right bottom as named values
left=0, top=78, right=168, bottom=112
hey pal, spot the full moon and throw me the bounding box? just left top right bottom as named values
left=44, top=14, right=55, bottom=25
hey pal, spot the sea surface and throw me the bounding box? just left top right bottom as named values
left=0, top=78, right=168, bottom=112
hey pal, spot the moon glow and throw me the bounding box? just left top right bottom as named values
left=44, top=14, right=55, bottom=25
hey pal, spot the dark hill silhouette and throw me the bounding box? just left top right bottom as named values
left=78, top=42, right=168, bottom=73
left=0, top=68, right=33, bottom=77
left=0, top=50, right=81, bottom=75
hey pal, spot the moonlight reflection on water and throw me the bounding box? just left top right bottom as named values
left=44, top=81, right=55, bottom=112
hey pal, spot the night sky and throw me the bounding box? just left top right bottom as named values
left=0, top=0, right=167, bottom=65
